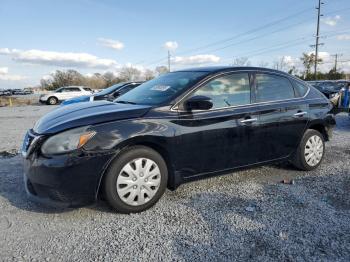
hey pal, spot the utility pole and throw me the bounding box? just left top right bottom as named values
left=167, top=50, right=171, bottom=72
left=331, top=53, right=342, bottom=73
left=314, top=0, right=324, bottom=80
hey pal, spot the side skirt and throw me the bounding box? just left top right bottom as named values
left=172, top=156, right=290, bottom=190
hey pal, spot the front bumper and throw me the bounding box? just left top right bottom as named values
left=23, top=151, right=114, bottom=207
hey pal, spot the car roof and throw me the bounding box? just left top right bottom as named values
left=174, top=66, right=291, bottom=76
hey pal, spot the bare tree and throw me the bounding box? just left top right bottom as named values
left=231, top=57, right=251, bottom=66
left=155, top=66, right=169, bottom=76
left=258, top=61, right=269, bottom=68
left=144, top=69, right=155, bottom=80
left=119, top=66, right=142, bottom=81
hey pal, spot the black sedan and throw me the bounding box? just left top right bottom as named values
left=22, top=67, right=335, bottom=213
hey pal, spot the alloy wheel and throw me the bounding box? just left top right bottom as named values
left=116, top=158, right=161, bottom=206
left=304, top=135, right=324, bottom=166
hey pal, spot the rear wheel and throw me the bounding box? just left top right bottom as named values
left=103, top=146, right=168, bottom=213
left=292, top=129, right=325, bottom=171
left=47, top=96, right=58, bottom=105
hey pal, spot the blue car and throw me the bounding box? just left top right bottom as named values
left=61, top=82, right=142, bottom=106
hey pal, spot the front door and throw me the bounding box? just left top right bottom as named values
left=175, top=72, right=262, bottom=177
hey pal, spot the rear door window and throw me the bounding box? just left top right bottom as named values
left=292, top=80, right=309, bottom=97
left=255, top=73, right=295, bottom=102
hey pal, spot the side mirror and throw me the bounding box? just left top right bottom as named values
left=184, top=95, right=213, bottom=111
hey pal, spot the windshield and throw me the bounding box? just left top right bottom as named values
left=97, top=83, right=126, bottom=96
left=115, top=71, right=207, bottom=105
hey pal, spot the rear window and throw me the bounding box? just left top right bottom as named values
left=255, top=74, right=295, bottom=102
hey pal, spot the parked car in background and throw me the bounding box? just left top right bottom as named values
left=0, top=89, right=12, bottom=96
left=12, top=88, right=34, bottom=95
left=39, top=86, right=93, bottom=105
left=61, top=82, right=142, bottom=106
left=22, top=66, right=335, bottom=213
left=307, top=80, right=343, bottom=98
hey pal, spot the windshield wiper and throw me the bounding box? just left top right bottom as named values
left=115, top=100, right=137, bottom=105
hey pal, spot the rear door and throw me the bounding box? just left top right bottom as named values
left=175, top=72, right=262, bottom=176
left=253, top=72, right=309, bottom=160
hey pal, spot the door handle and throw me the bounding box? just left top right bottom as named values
left=293, top=111, right=307, bottom=117
left=240, top=118, right=257, bottom=124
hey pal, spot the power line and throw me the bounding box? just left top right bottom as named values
left=142, top=6, right=350, bottom=67
left=206, top=30, right=350, bottom=65
left=175, top=7, right=314, bottom=56
left=142, top=7, right=315, bottom=66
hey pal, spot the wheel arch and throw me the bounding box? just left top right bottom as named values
left=46, top=96, right=58, bottom=104
left=95, top=138, right=176, bottom=199
left=307, top=121, right=329, bottom=141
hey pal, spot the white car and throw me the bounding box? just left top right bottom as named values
left=39, top=86, right=93, bottom=105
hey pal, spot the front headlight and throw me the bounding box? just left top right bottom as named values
left=41, top=126, right=96, bottom=155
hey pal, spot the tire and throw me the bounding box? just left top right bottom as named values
left=47, top=96, right=58, bottom=105
left=103, top=146, right=168, bottom=213
left=292, top=129, right=325, bottom=171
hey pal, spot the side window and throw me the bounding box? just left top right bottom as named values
left=292, top=80, right=308, bottom=97
left=70, top=87, right=81, bottom=92
left=119, top=85, right=134, bottom=95
left=83, top=87, right=92, bottom=91
left=255, top=74, right=295, bottom=102
left=190, top=73, right=251, bottom=109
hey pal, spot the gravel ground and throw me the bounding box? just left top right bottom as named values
left=0, top=105, right=57, bottom=153
left=0, top=106, right=349, bottom=261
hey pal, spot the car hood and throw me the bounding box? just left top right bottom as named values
left=33, top=101, right=152, bottom=134
left=61, top=95, right=91, bottom=105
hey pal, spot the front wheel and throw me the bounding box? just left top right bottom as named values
left=292, top=129, right=325, bottom=171
left=103, top=146, right=168, bottom=213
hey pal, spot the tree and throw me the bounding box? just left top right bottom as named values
left=327, top=68, right=345, bottom=80
left=103, top=71, right=123, bottom=86
left=144, top=69, right=155, bottom=80
left=300, top=53, right=322, bottom=80
left=258, top=61, right=269, bottom=68
left=39, top=69, right=122, bottom=90
left=155, top=66, right=169, bottom=76
left=119, top=66, right=142, bottom=81
left=273, top=56, right=289, bottom=72
left=231, top=57, right=251, bottom=66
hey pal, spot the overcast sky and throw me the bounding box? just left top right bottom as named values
left=0, top=0, right=350, bottom=88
